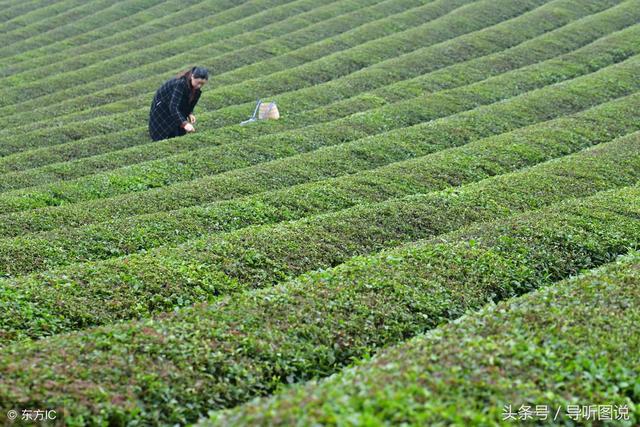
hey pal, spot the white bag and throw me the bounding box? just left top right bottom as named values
left=240, top=99, right=280, bottom=125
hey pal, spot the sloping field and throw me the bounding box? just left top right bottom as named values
left=0, top=0, right=638, bottom=425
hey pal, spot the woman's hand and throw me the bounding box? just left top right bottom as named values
left=188, top=114, right=196, bottom=124
left=184, top=123, right=195, bottom=133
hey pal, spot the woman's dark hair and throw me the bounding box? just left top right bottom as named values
left=191, top=66, right=209, bottom=80
left=176, top=66, right=209, bottom=80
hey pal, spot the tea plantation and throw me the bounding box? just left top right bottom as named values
left=0, top=0, right=638, bottom=425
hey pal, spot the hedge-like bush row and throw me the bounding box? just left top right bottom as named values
left=2, top=0, right=620, bottom=171
left=361, top=4, right=640, bottom=102
left=1, top=93, right=638, bottom=276
left=6, top=8, right=638, bottom=170
left=0, top=0, right=480, bottom=155
left=0, top=0, right=296, bottom=68
left=0, top=0, right=608, bottom=157
left=0, top=0, right=608, bottom=163
left=2, top=0, right=634, bottom=176
left=0, top=0, right=163, bottom=58
left=0, top=79, right=637, bottom=242
left=17, top=3, right=637, bottom=135
left=0, top=0, right=192, bottom=69
left=2, top=17, right=637, bottom=192
left=0, top=0, right=101, bottom=46
left=0, top=54, right=637, bottom=214
left=1, top=0, right=277, bottom=75
left=0, top=0, right=496, bottom=155
left=3, top=0, right=579, bottom=149
left=0, top=0, right=478, bottom=118
left=0, top=90, right=636, bottom=238
left=0, top=93, right=381, bottom=173
left=0, top=0, right=384, bottom=98
left=0, top=1, right=64, bottom=27
left=2, top=1, right=628, bottom=179
left=3, top=0, right=412, bottom=90
left=0, top=0, right=469, bottom=142
left=1, top=128, right=638, bottom=343
left=204, top=251, right=640, bottom=426
left=0, top=0, right=259, bottom=72
left=2, top=180, right=639, bottom=425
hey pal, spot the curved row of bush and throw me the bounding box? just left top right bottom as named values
left=0, top=0, right=98, bottom=45
left=1, top=54, right=638, bottom=215
left=0, top=0, right=278, bottom=63
left=2, top=17, right=637, bottom=192
left=1, top=92, right=638, bottom=276
left=2, top=0, right=612, bottom=149
left=0, top=0, right=161, bottom=58
left=1, top=1, right=75, bottom=32
left=0, top=81, right=637, bottom=242
left=1, top=0, right=569, bottom=145
left=0, top=0, right=482, bottom=149
left=1, top=0, right=619, bottom=169
left=0, top=0, right=383, bottom=97
left=0, top=0, right=192, bottom=60
left=0, top=0, right=608, bottom=146
left=0, top=0, right=277, bottom=74
left=205, top=250, right=640, bottom=426
left=4, top=0, right=500, bottom=147
left=0, top=0, right=480, bottom=119
left=5, top=0, right=637, bottom=162
left=0, top=90, right=636, bottom=239
left=2, top=1, right=634, bottom=178
left=0, top=0, right=451, bottom=133
left=2, top=0, right=406, bottom=92
left=0, top=0, right=63, bottom=27
left=1, top=128, right=638, bottom=344
left=0, top=0, right=254, bottom=71
left=2, top=179, right=639, bottom=424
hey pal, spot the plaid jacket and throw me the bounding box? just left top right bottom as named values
left=149, top=76, right=202, bottom=141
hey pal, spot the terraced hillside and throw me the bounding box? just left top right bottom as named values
left=0, top=0, right=638, bottom=425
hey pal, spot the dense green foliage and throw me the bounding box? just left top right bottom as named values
left=1, top=0, right=638, bottom=425
left=2, top=177, right=639, bottom=425
left=206, top=250, right=640, bottom=426
left=0, top=101, right=638, bottom=276
left=2, top=53, right=639, bottom=214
